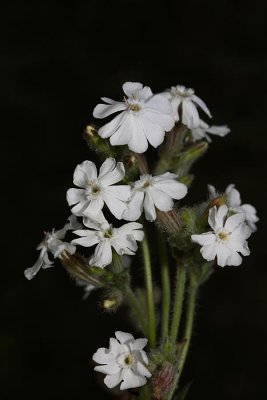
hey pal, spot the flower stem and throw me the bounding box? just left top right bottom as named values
left=142, top=233, right=156, bottom=348
left=167, top=277, right=198, bottom=400
left=125, top=286, right=147, bottom=336
left=158, top=233, right=171, bottom=341
left=170, top=263, right=186, bottom=342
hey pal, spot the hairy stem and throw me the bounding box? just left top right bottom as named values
left=125, top=286, right=147, bottom=336
left=170, top=263, right=186, bottom=342
left=167, top=277, right=198, bottom=400
left=142, top=233, right=156, bottom=348
left=158, top=233, right=171, bottom=340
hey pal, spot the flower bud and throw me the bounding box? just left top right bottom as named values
left=156, top=209, right=182, bottom=235
left=59, top=251, right=103, bottom=288
left=83, top=125, right=116, bottom=158
left=152, top=362, right=175, bottom=400
left=100, top=290, right=123, bottom=312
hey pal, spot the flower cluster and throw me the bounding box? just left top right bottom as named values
left=25, top=80, right=258, bottom=396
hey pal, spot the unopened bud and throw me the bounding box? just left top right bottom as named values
left=152, top=362, right=175, bottom=400
left=59, top=251, right=103, bottom=288
left=100, top=291, right=123, bottom=312
left=156, top=209, right=181, bottom=235
left=83, top=124, right=115, bottom=157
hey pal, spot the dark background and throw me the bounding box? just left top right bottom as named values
left=1, top=0, right=267, bottom=399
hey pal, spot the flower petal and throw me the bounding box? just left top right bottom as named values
left=225, top=212, right=245, bottom=232
left=98, top=112, right=127, bottom=139
left=154, top=180, right=188, bottom=200
left=143, top=192, right=156, bottom=221
left=123, top=82, right=143, bottom=97
left=115, top=331, right=134, bottom=344
left=120, top=369, right=147, bottom=390
left=89, top=240, right=112, bottom=268
left=123, top=191, right=144, bottom=222
left=104, top=372, right=122, bottom=389
left=73, top=161, right=97, bottom=187
left=93, top=101, right=126, bottom=119
left=192, top=94, right=212, bottom=118
left=191, top=232, right=216, bottom=246
left=66, top=188, right=85, bottom=206
left=99, top=162, right=125, bottom=186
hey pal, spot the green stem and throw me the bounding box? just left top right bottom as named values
left=142, top=233, right=156, bottom=348
left=167, top=278, right=198, bottom=400
left=125, top=286, right=147, bottom=336
left=158, top=234, right=171, bottom=340
left=170, top=263, right=186, bottom=342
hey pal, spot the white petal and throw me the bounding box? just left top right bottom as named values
left=138, top=85, right=153, bottom=101
left=191, top=232, right=216, bottom=246
left=225, top=212, right=245, bottom=232
left=140, top=117, right=166, bottom=148
left=200, top=243, right=218, bottom=261
left=226, top=184, right=241, bottom=208
left=98, top=158, right=116, bottom=179
left=123, top=82, right=143, bottom=97
left=99, top=162, right=125, bottom=186
left=130, top=338, right=148, bottom=351
left=208, top=206, right=217, bottom=230
left=226, top=250, right=243, bottom=266
left=148, top=187, right=173, bottom=212
left=104, top=372, right=122, bottom=389
left=214, top=205, right=228, bottom=229
left=206, top=125, right=230, bottom=137
left=115, top=331, right=134, bottom=344
left=83, top=198, right=104, bottom=217
left=192, top=94, right=212, bottom=118
left=98, top=112, right=127, bottom=139
left=127, top=116, right=149, bottom=154
left=154, top=180, right=188, bottom=200
left=123, top=191, right=144, bottom=221
left=145, top=94, right=174, bottom=119
left=24, top=250, right=46, bottom=280
left=89, top=240, right=112, bottom=268
left=102, top=193, right=127, bottom=219
left=73, top=161, right=97, bottom=187
left=66, top=188, right=85, bottom=206
left=72, top=230, right=99, bottom=247
left=93, top=101, right=126, bottom=119
left=216, top=244, right=232, bottom=267
left=136, top=361, right=152, bottom=378
left=71, top=199, right=89, bottom=216
left=182, top=101, right=199, bottom=128
left=143, top=192, right=156, bottom=221
left=92, top=347, right=115, bottom=364
left=120, top=369, right=147, bottom=390
left=94, top=362, right=121, bottom=375
left=104, top=185, right=131, bottom=202
left=109, top=114, right=132, bottom=145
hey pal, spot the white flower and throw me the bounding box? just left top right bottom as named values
left=208, top=184, right=259, bottom=232
left=93, top=82, right=175, bottom=154
left=92, top=331, right=151, bottom=390
left=191, top=205, right=251, bottom=267
left=165, top=85, right=211, bottom=128
left=67, top=158, right=131, bottom=220
left=24, top=216, right=82, bottom=280
left=123, top=172, right=188, bottom=222
left=191, top=119, right=230, bottom=142
left=72, top=214, right=144, bottom=268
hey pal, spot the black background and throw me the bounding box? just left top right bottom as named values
left=1, top=1, right=267, bottom=399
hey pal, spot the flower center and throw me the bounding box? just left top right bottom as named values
left=124, top=353, right=135, bottom=366
left=125, top=97, right=141, bottom=112
left=216, top=229, right=230, bottom=243
left=103, top=227, right=113, bottom=238
left=86, top=180, right=101, bottom=197
left=117, top=352, right=136, bottom=369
